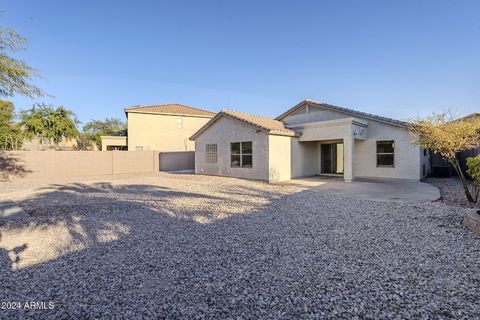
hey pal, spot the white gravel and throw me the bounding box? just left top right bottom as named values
left=0, top=173, right=479, bottom=319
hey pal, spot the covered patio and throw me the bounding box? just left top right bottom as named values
left=288, top=117, right=368, bottom=182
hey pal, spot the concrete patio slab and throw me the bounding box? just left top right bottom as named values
left=283, top=176, right=441, bottom=203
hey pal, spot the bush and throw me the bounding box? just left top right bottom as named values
left=466, top=155, right=480, bottom=203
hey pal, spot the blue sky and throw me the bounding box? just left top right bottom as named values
left=2, top=0, right=479, bottom=126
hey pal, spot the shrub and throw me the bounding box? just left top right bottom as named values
left=466, top=155, right=480, bottom=203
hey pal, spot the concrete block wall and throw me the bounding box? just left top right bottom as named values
left=0, top=151, right=160, bottom=180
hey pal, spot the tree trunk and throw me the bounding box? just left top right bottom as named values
left=449, top=157, right=475, bottom=203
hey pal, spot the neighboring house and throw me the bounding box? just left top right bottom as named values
left=431, top=112, right=480, bottom=176
left=22, top=136, right=78, bottom=151
left=125, top=104, right=215, bottom=151
left=458, top=113, right=480, bottom=172
left=100, top=136, right=128, bottom=151
left=190, top=99, right=430, bottom=183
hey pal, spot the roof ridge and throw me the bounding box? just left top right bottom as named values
left=455, top=112, right=480, bottom=122
left=190, top=108, right=299, bottom=140
left=277, top=99, right=406, bottom=126
left=124, top=103, right=215, bottom=117
left=125, top=103, right=213, bottom=113
left=221, top=109, right=298, bottom=134
left=222, top=108, right=283, bottom=122
left=307, top=99, right=405, bottom=123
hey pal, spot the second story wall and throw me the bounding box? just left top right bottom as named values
left=127, top=112, right=211, bottom=151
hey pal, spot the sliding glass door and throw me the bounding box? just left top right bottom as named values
left=321, top=143, right=344, bottom=174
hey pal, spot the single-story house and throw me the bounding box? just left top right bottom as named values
left=190, top=99, right=430, bottom=183
left=125, top=104, right=215, bottom=151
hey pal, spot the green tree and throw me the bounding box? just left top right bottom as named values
left=0, top=26, right=43, bottom=98
left=81, top=117, right=126, bottom=150
left=0, top=22, right=44, bottom=150
left=0, top=100, right=22, bottom=150
left=20, top=104, right=79, bottom=145
left=408, top=111, right=480, bottom=203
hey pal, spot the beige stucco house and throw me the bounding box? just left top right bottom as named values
left=125, top=104, right=215, bottom=151
left=100, top=136, right=127, bottom=151
left=190, top=99, right=430, bottom=183
left=22, top=136, right=78, bottom=151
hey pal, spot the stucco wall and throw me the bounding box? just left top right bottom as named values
left=294, top=119, right=362, bottom=142
left=268, top=135, right=292, bottom=182
left=159, top=151, right=195, bottom=171
left=354, top=121, right=421, bottom=180
left=0, top=151, right=159, bottom=180
left=22, top=136, right=78, bottom=151
left=291, top=140, right=319, bottom=178
left=282, top=106, right=349, bottom=126
left=127, top=112, right=211, bottom=152
left=284, top=106, right=422, bottom=180
left=194, top=116, right=270, bottom=181
left=101, top=136, right=127, bottom=151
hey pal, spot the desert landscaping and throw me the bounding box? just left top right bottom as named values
left=0, top=173, right=478, bottom=319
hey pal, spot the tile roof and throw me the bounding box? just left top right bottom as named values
left=125, top=104, right=215, bottom=118
left=190, top=109, right=299, bottom=140
left=455, top=112, right=480, bottom=122
left=276, top=99, right=407, bottom=127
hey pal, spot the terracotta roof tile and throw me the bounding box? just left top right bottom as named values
left=125, top=104, right=215, bottom=117
left=222, top=109, right=298, bottom=136
left=190, top=109, right=299, bottom=140
left=455, top=112, right=480, bottom=122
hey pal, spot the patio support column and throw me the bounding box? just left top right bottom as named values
left=344, top=134, right=355, bottom=182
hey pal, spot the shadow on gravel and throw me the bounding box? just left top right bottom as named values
left=0, top=152, right=31, bottom=181
left=0, top=180, right=477, bottom=319
left=0, top=180, right=295, bottom=318
left=0, top=181, right=286, bottom=269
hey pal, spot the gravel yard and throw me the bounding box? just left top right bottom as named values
left=425, top=177, right=479, bottom=209
left=0, top=173, right=479, bottom=319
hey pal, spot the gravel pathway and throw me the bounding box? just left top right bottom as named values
left=0, top=173, right=479, bottom=319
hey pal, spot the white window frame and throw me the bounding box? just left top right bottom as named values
left=177, top=118, right=183, bottom=129
left=205, top=144, right=217, bottom=163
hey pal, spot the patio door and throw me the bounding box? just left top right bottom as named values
left=321, top=143, right=344, bottom=174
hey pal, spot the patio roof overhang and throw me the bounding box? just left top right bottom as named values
left=285, top=117, right=368, bottom=142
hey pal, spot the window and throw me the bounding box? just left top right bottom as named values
left=177, top=118, right=183, bottom=129
left=376, top=140, right=394, bottom=167
left=231, top=141, right=253, bottom=168
left=205, top=144, right=217, bottom=163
